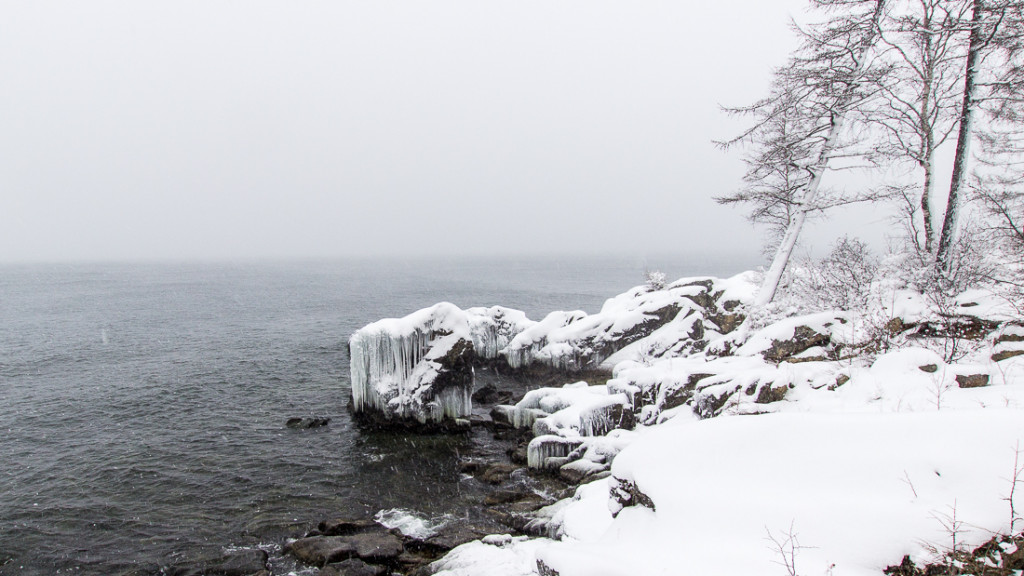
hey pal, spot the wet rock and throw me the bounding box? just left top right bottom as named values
left=489, top=405, right=516, bottom=428
left=486, top=509, right=545, bottom=535
left=286, top=417, right=331, bottom=429
left=456, top=459, right=484, bottom=474
left=317, top=518, right=380, bottom=536
left=469, top=411, right=494, bottom=427
left=395, top=551, right=439, bottom=576
left=507, top=443, right=529, bottom=465
left=477, top=462, right=520, bottom=485
left=418, top=524, right=489, bottom=552
left=484, top=489, right=541, bottom=506
left=285, top=533, right=404, bottom=567
left=319, top=558, right=387, bottom=576
left=242, top=516, right=310, bottom=541
left=955, top=373, right=989, bottom=388
left=472, top=384, right=501, bottom=404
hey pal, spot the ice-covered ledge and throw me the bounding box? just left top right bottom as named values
left=347, top=276, right=755, bottom=431
left=348, top=303, right=531, bottom=430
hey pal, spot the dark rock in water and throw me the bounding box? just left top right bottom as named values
left=484, top=489, right=540, bottom=507
left=286, top=533, right=404, bottom=567
left=242, top=515, right=310, bottom=541
left=507, top=443, right=529, bottom=465
left=317, top=518, right=381, bottom=536
left=218, top=550, right=270, bottom=576
left=456, top=458, right=484, bottom=474
left=472, top=383, right=501, bottom=404
left=319, top=558, right=387, bottom=576
left=486, top=508, right=546, bottom=536
left=164, top=548, right=269, bottom=576
left=396, top=551, right=434, bottom=572
left=286, top=417, right=331, bottom=429
left=469, top=410, right=494, bottom=427
left=416, top=523, right=489, bottom=552
left=490, top=405, right=515, bottom=428
left=477, top=462, right=520, bottom=485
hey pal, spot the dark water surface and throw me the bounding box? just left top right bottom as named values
left=0, top=256, right=747, bottom=575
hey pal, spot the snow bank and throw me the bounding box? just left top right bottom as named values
left=536, top=409, right=1024, bottom=576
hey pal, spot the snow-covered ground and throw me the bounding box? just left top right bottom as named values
left=419, top=274, right=1024, bottom=576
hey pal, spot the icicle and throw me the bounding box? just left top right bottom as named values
left=527, top=436, right=584, bottom=470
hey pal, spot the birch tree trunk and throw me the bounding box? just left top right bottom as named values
left=936, top=0, right=984, bottom=273
left=754, top=0, right=888, bottom=306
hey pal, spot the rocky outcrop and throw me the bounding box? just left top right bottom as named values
left=286, top=533, right=404, bottom=568
left=347, top=277, right=752, bottom=431
left=348, top=304, right=531, bottom=431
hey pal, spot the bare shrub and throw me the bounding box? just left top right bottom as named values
left=790, top=236, right=879, bottom=312
left=644, top=270, right=667, bottom=291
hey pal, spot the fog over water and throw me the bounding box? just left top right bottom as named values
left=0, top=0, right=906, bottom=265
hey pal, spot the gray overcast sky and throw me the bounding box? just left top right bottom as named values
left=0, top=0, right=838, bottom=264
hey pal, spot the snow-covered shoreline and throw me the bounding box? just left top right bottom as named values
left=347, top=272, right=1024, bottom=576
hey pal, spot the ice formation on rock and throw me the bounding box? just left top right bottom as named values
left=527, top=435, right=583, bottom=470
left=348, top=303, right=531, bottom=427
left=347, top=274, right=754, bottom=429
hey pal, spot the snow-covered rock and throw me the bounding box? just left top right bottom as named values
left=501, top=275, right=753, bottom=371
left=348, top=275, right=753, bottom=429
left=348, top=303, right=531, bottom=428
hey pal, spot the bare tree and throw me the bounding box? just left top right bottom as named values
left=936, top=0, right=1023, bottom=273
left=872, top=0, right=969, bottom=253
left=719, top=0, right=889, bottom=306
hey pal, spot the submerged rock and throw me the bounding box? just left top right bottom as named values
left=318, top=558, right=387, bottom=576
left=286, top=417, right=331, bottom=429
left=285, top=533, right=404, bottom=567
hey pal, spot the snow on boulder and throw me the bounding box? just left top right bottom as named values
left=496, top=381, right=635, bottom=471
left=734, top=311, right=858, bottom=363
left=500, top=277, right=750, bottom=372
left=348, top=303, right=532, bottom=429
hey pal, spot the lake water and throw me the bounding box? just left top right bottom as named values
left=0, top=255, right=751, bottom=575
